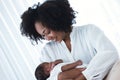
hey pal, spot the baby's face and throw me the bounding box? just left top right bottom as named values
left=43, top=62, right=55, bottom=76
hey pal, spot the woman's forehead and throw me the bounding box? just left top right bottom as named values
left=35, top=22, right=44, bottom=28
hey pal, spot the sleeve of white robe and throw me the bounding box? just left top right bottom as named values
left=82, top=25, right=119, bottom=80
left=47, top=62, right=88, bottom=80
left=47, top=63, right=67, bottom=80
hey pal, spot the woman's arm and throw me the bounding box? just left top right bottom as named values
left=74, top=74, right=86, bottom=80
left=82, top=25, right=119, bottom=79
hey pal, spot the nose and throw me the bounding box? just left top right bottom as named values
left=44, top=35, right=53, bottom=41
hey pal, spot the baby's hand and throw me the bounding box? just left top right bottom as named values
left=76, top=60, right=83, bottom=65
left=54, top=59, right=63, bottom=65
left=56, top=59, right=63, bottom=62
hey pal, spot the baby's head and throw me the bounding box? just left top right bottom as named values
left=35, top=62, right=54, bottom=80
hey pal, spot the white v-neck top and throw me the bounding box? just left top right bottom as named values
left=39, top=24, right=118, bottom=80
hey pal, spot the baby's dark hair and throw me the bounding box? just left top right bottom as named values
left=35, top=63, right=49, bottom=80
left=20, top=0, right=76, bottom=44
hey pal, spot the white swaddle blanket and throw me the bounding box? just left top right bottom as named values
left=47, top=62, right=88, bottom=80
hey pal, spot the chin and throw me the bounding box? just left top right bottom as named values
left=57, top=40, right=62, bottom=43
left=57, top=41, right=61, bottom=43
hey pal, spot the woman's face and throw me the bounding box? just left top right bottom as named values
left=35, top=22, right=66, bottom=42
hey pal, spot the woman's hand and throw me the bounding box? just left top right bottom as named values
left=58, top=68, right=86, bottom=80
left=74, top=73, right=86, bottom=80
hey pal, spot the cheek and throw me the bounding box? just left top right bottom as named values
left=50, top=31, right=57, bottom=37
left=59, top=32, right=65, bottom=38
left=56, top=32, right=64, bottom=40
left=35, top=26, right=38, bottom=32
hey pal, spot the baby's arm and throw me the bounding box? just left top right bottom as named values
left=53, top=59, right=63, bottom=65
left=61, top=60, right=82, bottom=72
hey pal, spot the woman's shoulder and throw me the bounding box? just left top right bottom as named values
left=72, top=24, right=102, bottom=34
left=71, top=24, right=102, bottom=38
left=73, top=24, right=97, bottom=30
left=71, top=24, right=96, bottom=34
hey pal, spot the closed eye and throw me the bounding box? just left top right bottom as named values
left=47, top=31, right=50, bottom=34
left=45, top=29, right=50, bottom=35
left=41, top=30, right=50, bottom=38
left=41, top=35, right=45, bottom=38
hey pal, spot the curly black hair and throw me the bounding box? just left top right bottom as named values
left=20, top=0, right=76, bottom=44
left=35, top=63, right=49, bottom=80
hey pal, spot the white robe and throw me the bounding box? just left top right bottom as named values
left=39, top=24, right=118, bottom=80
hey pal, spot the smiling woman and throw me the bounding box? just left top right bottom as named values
left=0, top=0, right=120, bottom=80
left=20, top=0, right=119, bottom=80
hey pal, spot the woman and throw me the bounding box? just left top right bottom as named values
left=20, top=0, right=118, bottom=80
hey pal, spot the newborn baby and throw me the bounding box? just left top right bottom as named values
left=35, top=59, right=87, bottom=80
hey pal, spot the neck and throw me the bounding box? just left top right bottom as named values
left=63, top=32, right=70, bottom=42
left=63, top=32, right=71, bottom=52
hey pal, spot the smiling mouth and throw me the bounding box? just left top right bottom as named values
left=53, top=37, right=57, bottom=42
left=52, top=37, right=62, bottom=43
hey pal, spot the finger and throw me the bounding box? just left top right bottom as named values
left=76, top=60, right=83, bottom=65
left=78, top=68, right=86, bottom=71
left=81, top=68, right=86, bottom=71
